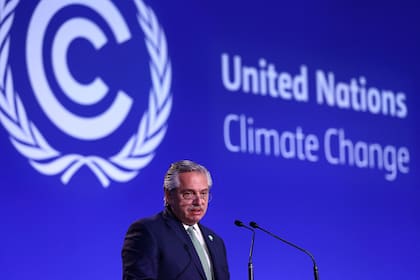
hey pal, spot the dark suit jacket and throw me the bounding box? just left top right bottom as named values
left=122, top=208, right=230, bottom=280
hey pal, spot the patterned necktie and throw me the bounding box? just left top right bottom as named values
left=187, top=226, right=212, bottom=280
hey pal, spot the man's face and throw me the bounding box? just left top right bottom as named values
left=166, top=171, right=210, bottom=225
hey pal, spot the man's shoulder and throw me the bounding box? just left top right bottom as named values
left=128, top=208, right=179, bottom=231
left=130, top=210, right=165, bottom=227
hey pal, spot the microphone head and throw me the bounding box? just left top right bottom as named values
left=249, top=221, right=258, bottom=228
left=234, top=220, right=244, bottom=227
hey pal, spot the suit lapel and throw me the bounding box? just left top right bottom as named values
left=162, top=208, right=207, bottom=280
left=162, top=208, right=190, bottom=243
left=199, top=224, right=220, bottom=279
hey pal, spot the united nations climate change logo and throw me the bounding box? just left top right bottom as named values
left=0, top=0, right=172, bottom=187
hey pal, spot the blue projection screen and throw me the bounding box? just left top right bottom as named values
left=1, top=0, right=419, bottom=279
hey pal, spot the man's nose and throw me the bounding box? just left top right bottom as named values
left=192, top=194, right=202, bottom=204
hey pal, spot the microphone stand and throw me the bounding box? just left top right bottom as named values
left=250, top=221, right=319, bottom=280
left=234, top=220, right=255, bottom=280
left=248, top=229, right=255, bottom=280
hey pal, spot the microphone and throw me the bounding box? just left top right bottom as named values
left=234, top=220, right=255, bottom=280
left=250, top=221, right=319, bottom=280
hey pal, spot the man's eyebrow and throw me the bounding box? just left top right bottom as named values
left=180, top=188, right=209, bottom=192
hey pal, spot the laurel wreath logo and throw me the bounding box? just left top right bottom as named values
left=0, top=0, right=172, bottom=187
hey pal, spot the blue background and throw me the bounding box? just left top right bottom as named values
left=1, top=0, right=419, bottom=279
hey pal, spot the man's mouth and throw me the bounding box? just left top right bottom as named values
left=190, top=208, right=202, bottom=214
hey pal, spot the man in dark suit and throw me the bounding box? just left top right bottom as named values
left=122, top=160, right=230, bottom=280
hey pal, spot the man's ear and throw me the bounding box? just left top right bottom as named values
left=164, top=188, right=171, bottom=206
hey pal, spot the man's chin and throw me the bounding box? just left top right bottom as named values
left=187, top=215, right=203, bottom=224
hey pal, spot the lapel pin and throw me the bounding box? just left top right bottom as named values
left=208, top=234, right=213, bottom=241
